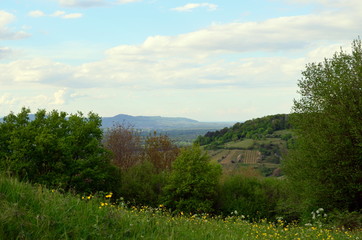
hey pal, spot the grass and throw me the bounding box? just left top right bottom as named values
left=0, top=175, right=361, bottom=240
left=224, top=139, right=255, bottom=149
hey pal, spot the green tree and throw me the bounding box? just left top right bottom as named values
left=0, top=108, right=121, bottom=195
left=283, top=39, right=362, bottom=214
left=163, top=144, right=222, bottom=213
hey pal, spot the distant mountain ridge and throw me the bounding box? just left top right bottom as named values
left=101, top=114, right=232, bottom=130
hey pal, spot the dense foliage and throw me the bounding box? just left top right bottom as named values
left=0, top=108, right=121, bottom=194
left=163, top=145, right=222, bottom=213
left=216, top=175, right=284, bottom=220
left=195, top=114, right=291, bottom=148
left=119, top=160, right=168, bottom=207
left=283, top=38, right=362, bottom=214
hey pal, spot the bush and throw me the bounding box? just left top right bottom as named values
left=119, top=161, right=169, bottom=207
left=216, top=175, right=284, bottom=220
left=163, top=145, right=222, bottom=214
left=329, top=210, right=362, bottom=230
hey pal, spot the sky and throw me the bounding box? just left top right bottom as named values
left=0, top=0, right=361, bottom=122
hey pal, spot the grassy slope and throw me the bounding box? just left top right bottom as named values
left=0, top=175, right=360, bottom=240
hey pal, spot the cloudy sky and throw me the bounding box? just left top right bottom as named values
left=1, top=0, right=361, bottom=121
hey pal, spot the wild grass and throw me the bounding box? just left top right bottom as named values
left=0, top=175, right=361, bottom=240
left=224, top=139, right=255, bottom=149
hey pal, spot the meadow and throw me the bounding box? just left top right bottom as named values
left=1, top=175, right=360, bottom=240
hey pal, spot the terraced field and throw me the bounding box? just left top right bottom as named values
left=208, top=149, right=261, bottom=166
left=238, top=150, right=261, bottom=164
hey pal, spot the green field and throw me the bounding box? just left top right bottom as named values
left=223, top=139, right=255, bottom=149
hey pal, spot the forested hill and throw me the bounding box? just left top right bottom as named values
left=195, top=114, right=292, bottom=147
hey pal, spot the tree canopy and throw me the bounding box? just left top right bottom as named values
left=283, top=38, right=362, bottom=213
left=195, top=114, right=291, bottom=147
left=0, top=108, right=121, bottom=194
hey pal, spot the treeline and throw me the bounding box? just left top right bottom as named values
left=0, top=108, right=289, bottom=220
left=195, top=114, right=292, bottom=147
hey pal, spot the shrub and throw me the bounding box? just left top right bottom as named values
left=329, top=210, right=362, bottom=230
left=163, top=145, right=222, bottom=214
left=119, top=161, right=169, bottom=207
left=216, top=175, right=284, bottom=220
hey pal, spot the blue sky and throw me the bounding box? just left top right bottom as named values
left=1, top=0, right=361, bottom=121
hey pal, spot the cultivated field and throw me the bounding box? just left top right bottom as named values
left=208, top=149, right=261, bottom=166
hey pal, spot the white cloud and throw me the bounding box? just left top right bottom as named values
left=0, top=59, right=76, bottom=86
left=172, top=3, right=218, bottom=12
left=0, top=94, right=16, bottom=105
left=51, top=11, right=66, bottom=17
left=3, top=1, right=360, bottom=90
left=62, top=13, right=83, bottom=19
left=106, top=8, right=359, bottom=57
left=0, top=88, right=76, bottom=116
left=0, top=47, right=14, bottom=59
left=58, top=0, right=141, bottom=8
left=28, top=10, right=46, bottom=17
left=117, top=0, right=142, bottom=3
left=52, top=88, right=67, bottom=105
left=2, top=0, right=361, bottom=120
left=28, top=10, right=83, bottom=19
left=0, top=11, right=30, bottom=40
left=59, top=0, right=105, bottom=7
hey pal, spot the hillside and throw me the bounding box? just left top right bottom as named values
left=195, top=114, right=294, bottom=176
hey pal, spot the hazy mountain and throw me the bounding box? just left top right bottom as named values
left=101, top=114, right=233, bottom=130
